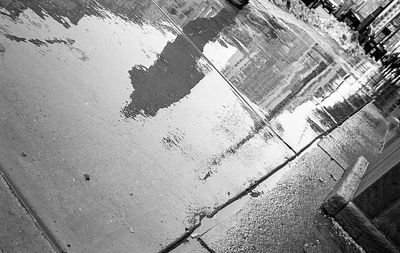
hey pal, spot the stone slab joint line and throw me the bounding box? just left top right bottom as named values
left=318, top=145, right=346, bottom=172
left=160, top=102, right=375, bottom=252
left=0, top=168, right=65, bottom=253
left=150, top=0, right=296, bottom=155
left=197, top=238, right=217, bottom=253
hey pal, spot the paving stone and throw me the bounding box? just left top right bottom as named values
left=198, top=146, right=363, bottom=253
left=318, top=103, right=387, bottom=169
left=0, top=174, right=55, bottom=253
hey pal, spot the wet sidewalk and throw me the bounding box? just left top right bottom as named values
left=0, top=0, right=387, bottom=252
left=180, top=102, right=388, bottom=253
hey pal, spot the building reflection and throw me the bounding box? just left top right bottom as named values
left=0, top=0, right=154, bottom=27
left=157, top=0, right=350, bottom=118
left=122, top=6, right=240, bottom=118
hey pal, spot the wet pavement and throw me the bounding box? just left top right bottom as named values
left=177, top=102, right=388, bottom=253
left=196, top=145, right=352, bottom=253
left=0, top=0, right=388, bottom=252
left=0, top=173, right=55, bottom=253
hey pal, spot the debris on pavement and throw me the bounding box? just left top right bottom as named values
left=83, top=174, right=90, bottom=181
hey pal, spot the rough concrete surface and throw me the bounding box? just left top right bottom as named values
left=0, top=0, right=384, bottom=252
left=0, top=174, right=55, bottom=253
left=198, top=146, right=363, bottom=253
left=318, top=103, right=388, bottom=169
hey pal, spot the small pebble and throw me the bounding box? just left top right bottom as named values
left=83, top=174, right=90, bottom=181
left=21, top=152, right=27, bottom=157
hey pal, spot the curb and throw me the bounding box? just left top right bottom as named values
left=322, top=156, right=400, bottom=253
left=335, top=202, right=399, bottom=253
left=322, top=156, right=369, bottom=216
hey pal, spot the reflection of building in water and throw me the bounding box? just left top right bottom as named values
left=314, top=68, right=347, bottom=100
left=225, top=36, right=336, bottom=114
left=222, top=20, right=313, bottom=106
left=123, top=7, right=239, bottom=118
left=376, top=84, right=400, bottom=118
left=288, top=44, right=335, bottom=94
left=153, top=0, right=339, bottom=115
left=157, top=0, right=224, bottom=26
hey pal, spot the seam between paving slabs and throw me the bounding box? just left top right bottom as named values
left=160, top=100, right=376, bottom=252
left=197, top=238, right=217, bottom=253
left=0, top=168, right=64, bottom=253
left=0, top=3, right=378, bottom=253
left=150, top=0, right=296, bottom=155
left=151, top=1, right=380, bottom=252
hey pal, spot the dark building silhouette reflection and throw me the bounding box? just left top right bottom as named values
left=0, top=0, right=152, bottom=28
left=122, top=7, right=239, bottom=118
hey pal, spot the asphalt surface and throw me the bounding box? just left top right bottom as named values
left=0, top=0, right=387, bottom=252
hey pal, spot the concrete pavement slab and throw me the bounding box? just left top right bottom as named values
left=318, top=103, right=388, bottom=169
left=0, top=0, right=294, bottom=251
left=0, top=174, right=55, bottom=253
left=154, top=0, right=377, bottom=153
left=197, top=146, right=364, bottom=252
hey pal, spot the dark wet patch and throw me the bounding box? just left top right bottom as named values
left=3, top=33, right=77, bottom=50
left=3, top=34, right=26, bottom=42
left=45, top=38, right=75, bottom=45
left=28, top=39, right=46, bottom=47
